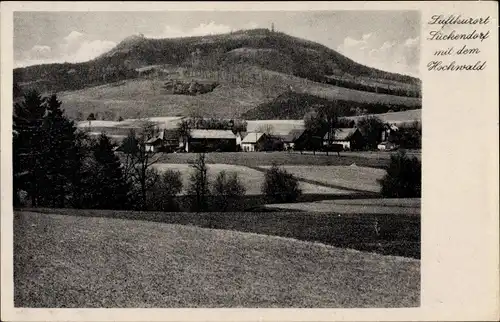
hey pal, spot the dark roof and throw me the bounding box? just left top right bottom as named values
left=241, top=132, right=266, bottom=144
left=145, top=137, right=163, bottom=145
left=323, top=128, right=360, bottom=141
left=281, top=129, right=306, bottom=143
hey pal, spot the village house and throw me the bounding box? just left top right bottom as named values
left=323, top=128, right=364, bottom=151
left=235, top=131, right=247, bottom=151
left=240, top=132, right=271, bottom=152
left=279, top=129, right=307, bottom=151
left=145, top=136, right=162, bottom=153
left=145, top=129, right=181, bottom=153
left=184, top=129, right=237, bottom=153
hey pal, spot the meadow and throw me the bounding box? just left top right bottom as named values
left=15, top=211, right=419, bottom=308
left=152, top=163, right=353, bottom=195
left=154, top=151, right=393, bottom=168
left=22, top=207, right=421, bottom=258
left=258, top=165, right=386, bottom=193
left=14, top=209, right=420, bottom=307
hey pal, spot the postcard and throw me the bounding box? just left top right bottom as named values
left=1, top=1, right=498, bottom=321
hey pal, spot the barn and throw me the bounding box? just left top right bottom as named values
left=279, top=129, right=307, bottom=151
left=184, top=129, right=237, bottom=152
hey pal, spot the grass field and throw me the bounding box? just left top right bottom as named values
left=258, top=165, right=386, bottom=193
left=24, top=208, right=421, bottom=258
left=152, top=163, right=352, bottom=195
left=153, top=151, right=392, bottom=169
left=265, top=198, right=420, bottom=215
left=15, top=211, right=420, bottom=307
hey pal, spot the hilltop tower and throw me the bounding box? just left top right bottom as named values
left=271, top=23, right=275, bottom=32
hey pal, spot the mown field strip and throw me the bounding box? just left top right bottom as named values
left=265, top=198, right=421, bottom=215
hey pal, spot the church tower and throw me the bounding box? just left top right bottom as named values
left=271, top=23, right=275, bottom=32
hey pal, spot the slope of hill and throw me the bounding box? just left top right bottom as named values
left=14, top=29, right=422, bottom=119
left=346, top=109, right=422, bottom=125
left=56, top=65, right=421, bottom=120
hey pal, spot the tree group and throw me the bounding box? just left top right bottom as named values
left=13, top=90, right=132, bottom=209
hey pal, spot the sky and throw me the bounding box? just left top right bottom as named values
left=14, top=11, right=420, bottom=77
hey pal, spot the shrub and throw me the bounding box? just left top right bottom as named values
left=379, top=151, right=421, bottom=198
left=147, top=170, right=183, bottom=211
left=262, top=164, right=302, bottom=203
left=211, top=171, right=246, bottom=211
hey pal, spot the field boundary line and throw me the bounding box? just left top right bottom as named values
left=246, top=165, right=382, bottom=196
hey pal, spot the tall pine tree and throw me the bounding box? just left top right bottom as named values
left=13, top=90, right=47, bottom=207
left=68, top=131, right=96, bottom=209
left=91, top=133, right=131, bottom=209
left=40, top=94, right=79, bottom=207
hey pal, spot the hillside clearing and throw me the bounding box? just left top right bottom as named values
left=57, top=65, right=421, bottom=120
left=15, top=211, right=420, bottom=308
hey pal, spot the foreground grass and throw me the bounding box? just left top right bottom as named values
left=20, top=208, right=421, bottom=258
left=15, top=211, right=419, bottom=308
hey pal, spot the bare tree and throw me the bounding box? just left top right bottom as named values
left=123, top=119, right=162, bottom=209
left=257, top=124, right=275, bottom=136
left=187, top=152, right=209, bottom=211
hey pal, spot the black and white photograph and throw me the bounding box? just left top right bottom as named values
left=11, top=8, right=423, bottom=309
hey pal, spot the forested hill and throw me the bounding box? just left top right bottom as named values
left=14, top=29, right=421, bottom=96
